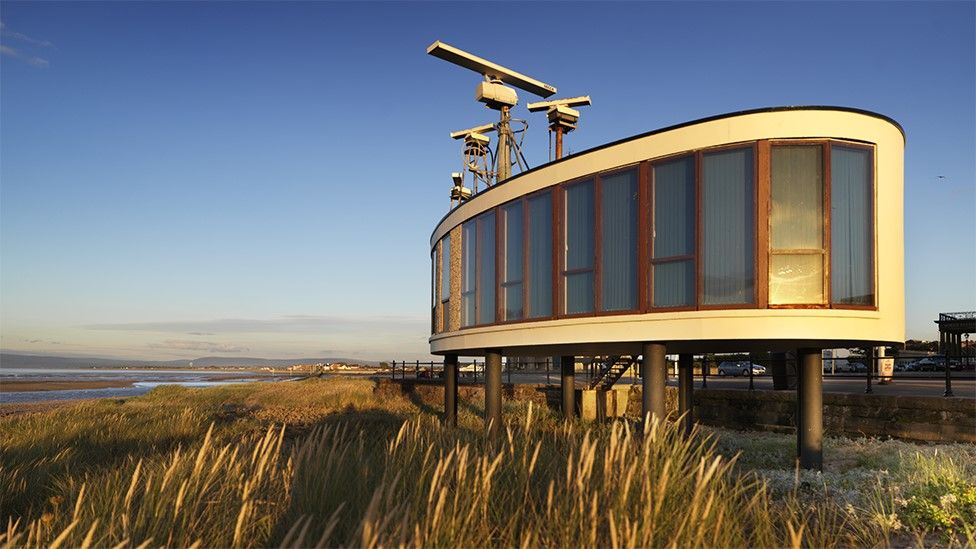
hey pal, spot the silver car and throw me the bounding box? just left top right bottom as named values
left=718, top=361, right=766, bottom=376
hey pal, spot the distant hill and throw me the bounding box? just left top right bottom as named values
left=0, top=353, right=378, bottom=369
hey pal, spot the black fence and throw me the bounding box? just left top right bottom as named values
left=390, top=353, right=973, bottom=397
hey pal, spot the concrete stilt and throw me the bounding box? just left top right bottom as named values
left=641, top=343, right=667, bottom=425
left=485, top=349, right=503, bottom=436
left=560, top=355, right=575, bottom=419
left=797, top=348, right=823, bottom=470
left=678, top=353, right=694, bottom=435
left=444, top=354, right=458, bottom=427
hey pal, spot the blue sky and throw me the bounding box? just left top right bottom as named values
left=1, top=1, right=973, bottom=361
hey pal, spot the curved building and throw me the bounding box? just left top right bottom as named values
left=429, top=106, right=905, bottom=469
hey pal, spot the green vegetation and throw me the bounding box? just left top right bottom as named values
left=1, top=378, right=974, bottom=547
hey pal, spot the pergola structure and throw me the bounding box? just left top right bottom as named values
left=937, top=311, right=974, bottom=359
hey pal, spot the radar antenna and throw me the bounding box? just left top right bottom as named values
left=527, top=96, right=591, bottom=160
left=428, top=41, right=556, bottom=190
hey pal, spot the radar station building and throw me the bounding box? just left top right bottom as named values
left=430, top=106, right=905, bottom=470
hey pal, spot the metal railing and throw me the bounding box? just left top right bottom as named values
left=389, top=353, right=973, bottom=397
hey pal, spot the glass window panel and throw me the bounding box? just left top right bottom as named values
left=653, top=260, right=695, bottom=308
left=565, top=272, right=594, bottom=314
left=563, top=181, right=594, bottom=314
left=527, top=193, right=552, bottom=318
left=771, top=146, right=823, bottom=250
left=477, top=212, right=496, bottom=325
left=601, top=170, right=638, bottom=311
left=831, top=146, right=874, bottom=305
left=461, top=222, right=476, bottom=327
left=702, top=148, right=754, bottom=305
left=440, top=236, right=451, bottom=329
left=769, top=254, right=825, bottom=305
left=440, top=237, right=450, bottom=302
left=502, top=201, right=524, bottom=320
left=431, top=250, right=436, bottom=310
left=564, top=181, right=594, bottom=270
left=653, top=157, right=695, bottom=258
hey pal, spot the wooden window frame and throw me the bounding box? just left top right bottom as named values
left=460, top=220, right=477, bottom=328
left=768, top=140, right=830, bottom=309
left=595, top=165, right=642, bottom=316
left=499, top=200, right=525, bottom=323
left=449, top=137, right=877, bottom=331
left=649, top=152, right=698, bottom=312
left=827, top=140, right=877, bottom=311
left=698, top=142, right=761, bottom=311
left=439, top=238, right=451, bottom=332
left=559, top=177, right=597, bottom=318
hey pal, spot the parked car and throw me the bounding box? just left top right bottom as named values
left=717, top=361, right=766, bottom=376
left=894, top=360, right=917, bottom=372
left=915, top=357, right=945, bottom=371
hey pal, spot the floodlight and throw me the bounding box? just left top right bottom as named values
left=451, top=185, right=472, bottom=201
left=526, top=96, right=592, bottom=112
left=427, top=41, right=556, bottom=98
left=452, top=172, right=464, bottom=186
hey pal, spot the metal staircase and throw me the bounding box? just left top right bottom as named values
left=588, top=355, right=638, bottom=390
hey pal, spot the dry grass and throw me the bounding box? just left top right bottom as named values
left=1, top=378, right=973, bottom=547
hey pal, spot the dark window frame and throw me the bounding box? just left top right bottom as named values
left=441, top=138, right=877, bottom=332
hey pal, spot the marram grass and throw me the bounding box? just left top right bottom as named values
left=0, top=378, right=973, bottom=548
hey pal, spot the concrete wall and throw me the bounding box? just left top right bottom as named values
left=376, top=380, right=974, bottom=444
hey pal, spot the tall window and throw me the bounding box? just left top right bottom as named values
left=563, top=180, right=595, bottom=314
left=477, top=212, right=496, bottom=325
left=831, top=145, right=873, bottom=305
left=601, top=170, right=638, bottom=311
left=431, top=249, right=436, bottom=333
left=652, top=157, right=695, bottom=308
left=770, top=145, right=825, bottom=305
left=527, top=192, right=553, bottom=318
left=502, top=201, right=524, bottom=320
left=440, top=236, right=451, bottom=329
left=702, top=148, right=755, bottom=305
left=461, top=222, right=476, bottom=327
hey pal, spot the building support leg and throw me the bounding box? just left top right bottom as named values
left=678, top=353, right=694, bottom=436
left=444, top=354, right=458, bottom=427
left=485, top=349, right=503, bottom=436
left=797, top=348, right=823, bottom=470
left=560, top=355, right=575, bottom=419
left=641, top=343, right=667, bottom=427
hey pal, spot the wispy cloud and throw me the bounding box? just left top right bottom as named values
left=0, top=21, right=54, bottom=48
left=148, top=340, right=249, bottom=353
left=1, top=44, right=49, bottom=68
left=86, top=314, right=427, bottom=334
left=23, top=338, right=61, bottom=345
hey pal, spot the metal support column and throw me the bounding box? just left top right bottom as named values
left=678, top=353, right=694, bottom=436
left=444, top=354, right=458, bottom=427
left=797, top=348, right=823, bottom=470
left=945, top=337, right=954, bottom=397
left=701, top=356, right=708, bottom=389
left=560, top=355, right=575, bottom=419
left=485, top=349, right=503, bottom=436
left=641, top=343, right=667, bottom=425
left=865, top=347, right=873, bottom=394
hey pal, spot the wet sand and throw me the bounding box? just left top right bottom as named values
left=0, top=380, right=136, bottom=392
left=0, top=400, right=74, bottom=416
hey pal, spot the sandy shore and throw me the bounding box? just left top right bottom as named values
left=0, top=400, right=75, bottom=416
left=0, top=380, right=136, bottom=393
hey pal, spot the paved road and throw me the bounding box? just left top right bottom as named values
left=456, top=372, right=976, bottom=399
